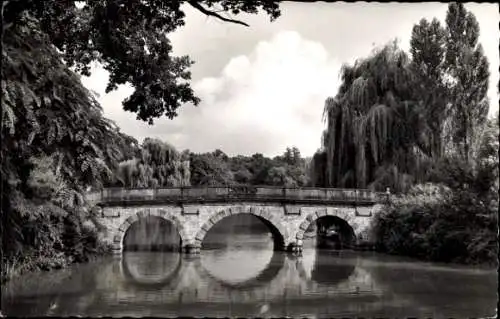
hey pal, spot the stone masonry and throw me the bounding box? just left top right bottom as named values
left=93, top=199, right=382, bottom=254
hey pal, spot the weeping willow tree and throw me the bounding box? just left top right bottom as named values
left=114, top=138, right=191, bottom=188
left=316, top=41, right=433, bottom=192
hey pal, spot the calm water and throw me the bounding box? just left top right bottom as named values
left=1, top=231, right=497, bottom=317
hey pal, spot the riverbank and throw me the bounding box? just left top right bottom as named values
left=2, top=255, right=66, bottom=284
left=1, top=245, right=112, bottom=285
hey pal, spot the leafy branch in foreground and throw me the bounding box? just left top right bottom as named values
left=2, top=0, right=281, bottom=124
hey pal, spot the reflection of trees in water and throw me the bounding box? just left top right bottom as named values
left=310, top=250, right=355, bottom=285
left=123, top=216, right=181, bottom=251
left=121, top=252, right=182, bottom=288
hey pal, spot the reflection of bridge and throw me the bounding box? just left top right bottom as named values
left=4, top=249, right=494, bottom=318
left=105, top=251, right=385, bottom=306
left=88, top=186, right=387, bottom=253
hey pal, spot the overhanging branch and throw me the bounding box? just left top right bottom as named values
left=187, top=1, right=250, bottom=27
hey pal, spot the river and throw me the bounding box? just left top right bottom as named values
left=1, top=217, right=497, bottom=318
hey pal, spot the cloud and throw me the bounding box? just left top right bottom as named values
left=83, top=31, right=341, bottom=157
left=179, top=31, right=341, bottom=156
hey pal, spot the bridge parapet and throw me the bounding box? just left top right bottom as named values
left=85, top=186, right=386, bottom=206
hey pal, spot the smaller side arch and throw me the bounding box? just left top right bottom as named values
left=113, top=208, right=187, bottom=253
left=193, top=207, right=288, bottom=250
left=295, top=209, right=357, bottom=248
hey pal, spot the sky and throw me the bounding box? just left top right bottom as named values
left=81, top=2, right=499, bottom=158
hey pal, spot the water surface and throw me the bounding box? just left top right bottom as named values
left=1, top=232, right=497, bottom=317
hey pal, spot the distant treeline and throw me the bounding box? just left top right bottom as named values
left=108, top=139, right=311, bottom=188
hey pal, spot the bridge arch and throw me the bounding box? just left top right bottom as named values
left=114, top=208, right=188, bottom=252
left=194, top=207, right=288, bottom=250
left=295, top=209, right=359, bottom=247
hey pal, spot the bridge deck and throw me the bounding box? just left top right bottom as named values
left=87, top=186, right=387, bottom=206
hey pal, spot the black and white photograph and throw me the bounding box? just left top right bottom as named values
left=1, top=1, right=498, bottom=318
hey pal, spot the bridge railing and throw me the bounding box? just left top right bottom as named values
left=86, top=186, right=387, bottom=206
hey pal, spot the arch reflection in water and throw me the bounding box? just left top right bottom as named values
left=311, top=250, right=356, bottom=285
left=121, top=251, right=182, bottom=288
left=298, top=248, right=356, bottom=286
left=123, top=216, right=181, bottom=252
left=199, top=250, right=286, bottom=289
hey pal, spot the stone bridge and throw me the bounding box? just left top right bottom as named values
left=86, top=186, right=388, bottom=254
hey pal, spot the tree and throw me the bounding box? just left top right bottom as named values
left=279, top=146, right=302, bottom=166
left=2, top=0, right=281, bottom=124
left=309, top=150, right=327, bottom=187
left=312, top=4, right=491, bottom=193
left=444, top=3, right=490, bottom=163
left=189, top=152, right=234, bottom=186
left=474, top=114, right=499, bottom=195
left=2, top=14, right=138, bottom=189
left=213, top=149, right=229, bottom=161
left=249, top=153, right=274, bottom=185
left=229, top=155, right=254, bottom=185
left=268, top=147, right=308, bottom=186
left=264, top=166, right=297, bottom=187
left=1, top=12, right=139, bottom=267
left=318, top=41, right=429, bottom=192
left=410, top=17, right=448, bottom=159
left=113, top=138, right=191, bottom=187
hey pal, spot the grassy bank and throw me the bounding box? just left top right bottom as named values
left=1, top=242, right=112, bottom=285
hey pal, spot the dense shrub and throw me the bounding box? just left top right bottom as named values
left=1, top=155, right=112, bottom=284
left=374, top=182, right=498, bottom=265
left=374, top=112, right=498, bottom=266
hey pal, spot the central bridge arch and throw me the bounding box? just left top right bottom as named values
left=194, top=207, right=288, bottom=250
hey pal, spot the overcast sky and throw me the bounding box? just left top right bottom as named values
left=81, top=2, right=499, bottom=157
